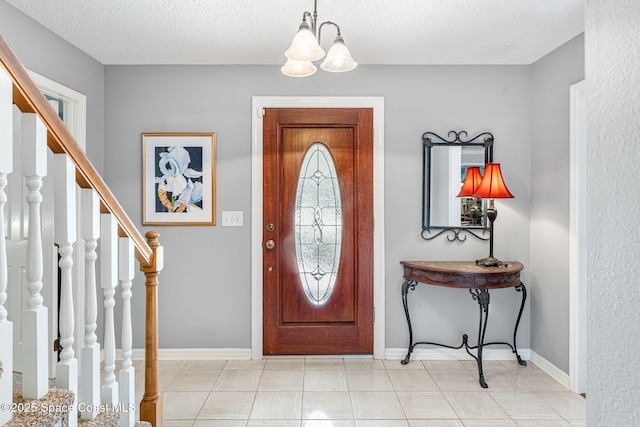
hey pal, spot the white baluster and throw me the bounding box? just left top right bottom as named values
left=119, top=237, right=135, bottom=427
left=100, top=214, right=119, bottom=405
left=54, top=154, right=77, bottom=427
left=0, top=66, right=14, bottom=426
left=21, top=112, right=48, bottom=399
left=80, top=189, right=100, bottom=420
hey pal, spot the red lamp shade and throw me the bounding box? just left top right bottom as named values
left=472, top=163, right=514, bottom=199
left=456, top=166, right=483, bottom=197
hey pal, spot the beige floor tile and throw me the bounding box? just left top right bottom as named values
left=160, top=360, right=189, bottom=370
left=344, top=359, right=386, bottom=370
left=408, top=421, right=464, bottom=427
left=163, top=421, right=195, bottom=427
left=163, top=391, right=209, bottom=420
left=480, top=371, right=528, bottom=392
left=304, top=369, right=348, bottom=391
left=345, top=369, right=394, bottom=391
left=355, top=421, right=409, bottom=427
left=160, top=369, right=185, bottom=391
left=388, top=369, right=439, bottom=392
left=264, top=358, right=305, bottom=370
left=213, top=369, right=263, bottom=391
left=430, top=370, right=485, bottom=392
left=249, top=391, right=303, bottom=419
left=490, top=392, right=562, bottom=419
left=422, top=360, right=467, bottom=371
left=304, top=358, right=345, bottom=370
left=197, top=391, right=256, bottom=419
left=461, top=421, right=517, bottom=426
left=247, top=421, right=300, bottom=427
left=514, top=420, right=571, bottom=426
left=499, top=360, right=539, bottom=372
left=535, top=392, right=586, bottom=420
left=303, top=421, right=355, bottom=427
left=444, top=392, right=510, bottom=420
left=509, top=371, right=569, bottom=392
left=183, top=360, right=228, bottom=370
left=397, top=392, right=458, bottom=419
left=224, top=360, right=266, bottom=370
left=350, top=391, right=405, bottom=419
left=384, top=359, right=425, bottom=370
left=134, top=357, right=574, bottom=425
left=461, top=360, right=507, bottom=372
left=168, top=370, right=222, bottom=392
left=302, top=391, right=353, bottom=420
left=192, top=421, right=247, bottom=427
left=259, top=369, right=304, bottom=391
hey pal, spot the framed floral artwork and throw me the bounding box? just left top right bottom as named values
left=142, top=133, right=216, bottom=225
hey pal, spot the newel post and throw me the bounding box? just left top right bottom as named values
left=139, top=231, right=163, bottom=427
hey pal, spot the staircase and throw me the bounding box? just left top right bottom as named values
left=0, top=34, right=163, bottom=426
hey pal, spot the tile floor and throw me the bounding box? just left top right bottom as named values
left=133, top=358, right=586, bottom=427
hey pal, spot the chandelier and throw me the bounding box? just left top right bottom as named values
left=281, top=1, right=358, bottom=77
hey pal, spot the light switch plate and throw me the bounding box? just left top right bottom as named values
left=222, top=211, right=243, bottom=226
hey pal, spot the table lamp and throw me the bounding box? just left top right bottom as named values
left=471, top=163, right=514, bottom=267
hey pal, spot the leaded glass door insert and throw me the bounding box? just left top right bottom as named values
left=295, top=142, right=342, bottom=306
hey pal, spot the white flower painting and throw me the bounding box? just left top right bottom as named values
left=143, top=133, right=216, bottom=225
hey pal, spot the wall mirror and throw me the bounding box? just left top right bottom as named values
left=422, top=130, right=493, bottom=241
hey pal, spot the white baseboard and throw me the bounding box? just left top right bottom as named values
left=117, top=348, right=252, bottom=361
left=385, top=347, right=532, bottom=361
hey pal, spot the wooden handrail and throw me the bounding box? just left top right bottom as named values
left=0, top=34, right=152, bottom=266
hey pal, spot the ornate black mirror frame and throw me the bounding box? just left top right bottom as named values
left=422, top=130, right=494, bottom=241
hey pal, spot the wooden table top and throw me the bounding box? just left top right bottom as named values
left=401, top=260, right=523, bottom=289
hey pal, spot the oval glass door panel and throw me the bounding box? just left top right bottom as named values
left=295, top=142, right=342, bottom=306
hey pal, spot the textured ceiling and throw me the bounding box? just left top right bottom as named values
left=5, top=0, right=584, bottom=65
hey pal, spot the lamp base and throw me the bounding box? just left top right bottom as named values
left=475, top=256, right=508, bottom=268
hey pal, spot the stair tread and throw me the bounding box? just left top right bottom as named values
left=5, top=388, right=74, bottom=426
left=77, top=409, right=121, bottom=427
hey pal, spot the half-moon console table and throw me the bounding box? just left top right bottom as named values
left=400, top=260, right=527, bottom=388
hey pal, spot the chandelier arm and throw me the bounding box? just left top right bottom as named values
left=318, top=21, right=341, bottom=45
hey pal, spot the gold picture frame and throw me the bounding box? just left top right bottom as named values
left=142, top=132, right=216, bottom=226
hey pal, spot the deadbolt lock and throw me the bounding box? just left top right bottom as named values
left=265, top=239, right=276, bottom=250
left=266, top=223, right=275, bottom=232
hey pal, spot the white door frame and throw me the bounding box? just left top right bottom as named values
left=569, top=80, right=586, bottom=394
left=30, top=70, right=87, bottom=375
left=251, top=96, right=385, bottom=359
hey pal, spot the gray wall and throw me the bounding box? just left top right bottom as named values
left=0, top=1, right=105, bottom=172
left=104, top=65, right=532, bottom=350
left=530, top=34, right=585, bottom=373
left=586, top=0, right=640, bottom=424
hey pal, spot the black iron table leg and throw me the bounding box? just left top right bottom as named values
left=513, top=282, right=527, bottom=366
left=401, top=279, right=417, bottom=365
left=467, top=289, right=490, bottom=388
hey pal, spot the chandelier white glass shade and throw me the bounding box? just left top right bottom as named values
left=281, top=1, right=358, bottom=77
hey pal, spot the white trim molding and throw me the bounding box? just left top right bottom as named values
left=569, top=79, right=587, bottom=394
left=251, top=96, right=385, bottom=360
left=123, top=348, right=252, bottom=361
left=28, top=70, right=86, bottom=151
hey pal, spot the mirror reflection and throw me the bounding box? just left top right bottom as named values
left=422, top=131, right=493, bottom=240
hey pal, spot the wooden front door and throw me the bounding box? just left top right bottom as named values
left=263, top=108, right=374, bottom=355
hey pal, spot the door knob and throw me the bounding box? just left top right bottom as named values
left=265, top=239, right=276, bottom=250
